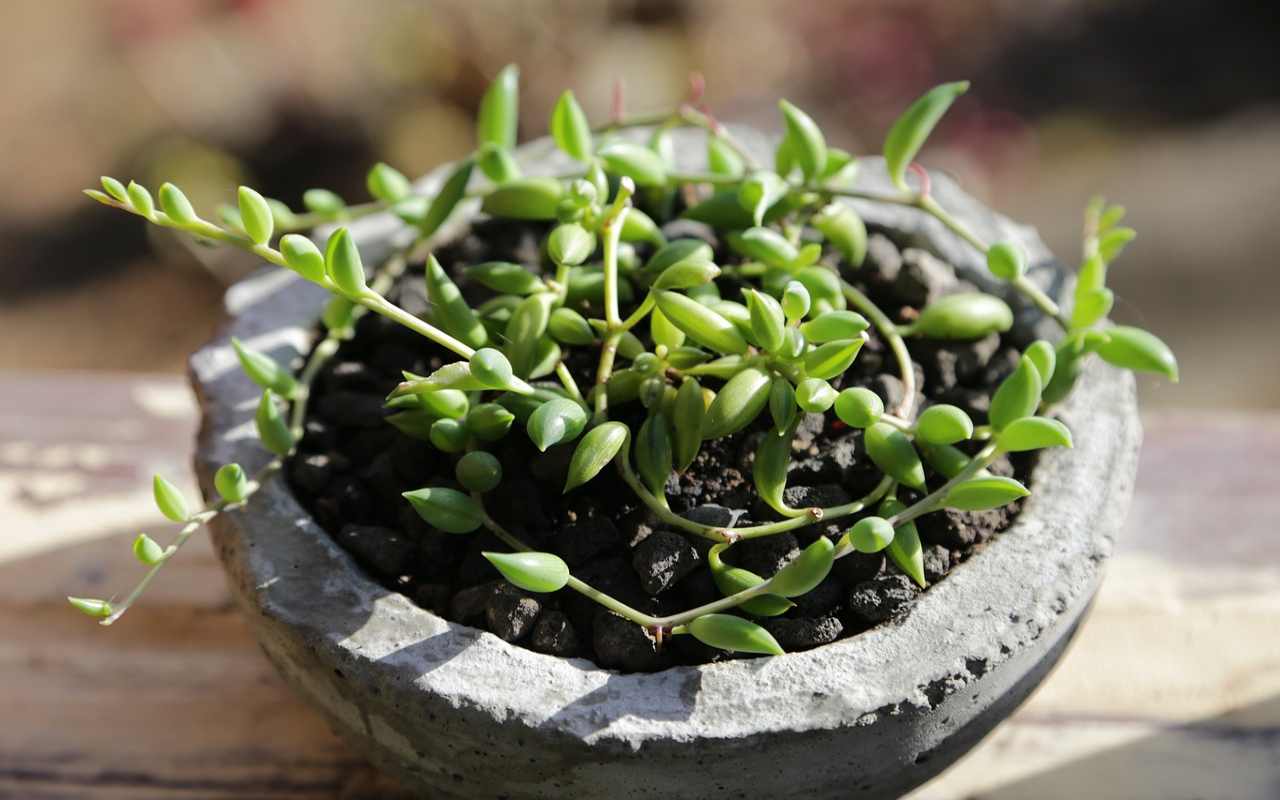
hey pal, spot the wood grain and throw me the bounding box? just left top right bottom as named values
left=2, top=373, right=1276, bottom=799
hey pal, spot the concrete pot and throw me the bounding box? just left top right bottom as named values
left=192, top=130, right=1141, bottom=799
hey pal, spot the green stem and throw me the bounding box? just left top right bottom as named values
left=554, top=361, right=585, bottom=405
left=840, top=280, right=918, bottom=418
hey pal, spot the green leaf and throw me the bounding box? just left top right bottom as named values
left=834, top=387, right=884, bottom=428
left=302, top=188, right=344, bottom=215
left=547, top=223, right=596, bottom=266
left=466, top=261, right=544, bottom=295
left=793, top=266, right=846, bottom=314
left=418, top=388, right=468, bottom=420
left=152, top=474, right=188, bottom=522
left=392, top=362, right=487, bottom=397
left=944, top=476, right=1029, bottom=510
left=645, top=239, right=714, bottom=276
left=847, top=516, right=894, bottom=553
left=564, top=421, right=629, bottom=492
left=68, top=596, right=113, bottom=619
left=865, top=422, right=925, bottom=489
left=649, top=306, right=685, bottom=350
left=127, top=181, right=154, bottom=218
left=1071, top=287, right=1114, bottom=330
left=420, top=158, right=474, bottom=237
left=526, top=397, right=588, bottom=451
left=708, top=545, right=793, bottom=617
left=687, top=613, right=784, bottom=656
left=684, top=190, right=756, bottom=230
left=133, top=533, right=166, bottom=566
left=989, top=355, right=1043, bottom=431
left=237, top=186, right=274, bottom=245
left=771, top=537, right=835, bottom=597
left=254, top=389, right=295, bottom=456
left=599, top=142, right=667, bottom=187
left=482, top=551, right=570, bottom=593
left=795, top=377, right=837, bottom=412
left=465, top=403, right=515, bottom=442
left=324, top=228, right=366, bottom=295
left=812, top=204, right=868, bottom=268
left=1099, top=227, right=1136, bottom=262
left=745, top=289, right=786, bottom=352
left=673, top=378, right=705, bottom=471
left=548, top=307, right=596, bottom=346
left=279, top=234, right=326, bottom=282
left=998, top=416, right=1073, bottom=452
left=366, top=162, right=411, bottom=202
left=424, top=254, right=488, bottom=349
left=158, top=182, right=198, bottom=224
left=321, top=296, right=357, bottom=333
left=737, top=171, right=788, bottom=226
left=781, top=281, right=811, bottom=322
left=754, top=424, right=793, bottom=514
left=456, top=451, right=503, bottom=493
left=703, top=367, right=772, bottom=439
left=728, top=226, right=797, bottom=269
left=778, top=99, right=828, bottom=180
left=230, top=337, right=297, bottom=397
left=799, top=310, right=869, bottom=343
left=477, top=143, right=520, bottom=184
left=481, top=177, right=563, bottom=221
left=911, top=293, right=1013, bottom=340
left=986, top=241, right=1025, bottom=281
left=101, top=176, right=129, bottom=203
left=403, top=487, right=484, bottom=533
left=769, top=377, right=797, bottom=433
left=1092, top=325, right=1178, bottom=382
left=914, top=404, right=973, bottom=445
left=654, top=290, right=748, bottom=355
left=707, top=135, right=745, bottom=177
left=550, top=90, right=592, bottom=161
left=429, top=418, right=467, bottom=452
left=1042, top=332, right=1088, bottom=405
left=1024, top=339, right=1057, bottom=385
left=883, top=81, right=970, bottom=190
left=618, top=207, right=665, bottom=246
left=803, top=338, right=865, bottom=380
left=917, top=442, right=973, bottom=479
left=822, top=148, right=858, bottom=180
left=653, top=258, right=720, bottom=291
left=636, top=413, right=673, bottom=496
left=504, top=293, right=554, bottom=377
left=477, top=64, right=519, bottom=149
left=880, top=497, right=926, bottom=587
left=214, top=463, right=249, bottom=502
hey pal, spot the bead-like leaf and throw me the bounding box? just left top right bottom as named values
left=745, top=289, right=786, bottom=352
left=917, top=442, right=973, bottom=479
left=152, top=474, right=189, bottom=522
left=729, top=226, right=797, bottom=268
left=466, top=261, right=544, bottom=295
left=550, top=90, right=592, bottom=162
left=912, top=293, right=1013, bottom=340
left=865, top=422, right=925, bottom=489
left=68, top=597, right=113, bottom=619
left=803, top=337, right=865, bottom=380
left=101, top=176, right=129, bottom=203
left=998, top=416, right=1073, bottom=452
left=736, top=171, right=788, bottom=227
left=483, top=551, right=570, bottom=593
left=425, top=254, right=488, bottom=349
left=231, top=337, right=297, bottom=397
left=1024, top=339, right=1057, bottom=385
left=599, top=142, right=667, bottom=187
left=880, top=497, right=926, bottom=588
left=687, top=613, right=784, bottom=656
left=302, top=188, right=344, bottom=215
left=636, top=413, right=673, bottom=497
left=456, top=451, right=503, bottom=493
left=238, top=186, right=274, bottom=245
left=754, top=422, right=792, bottom=514
left=1071, top=287, right=1114, bottom=330
left=477, top=64, right=519, bottom=149
left=771, top=537, right=835, bottom=597
left=778, top=99, right=827, bottom=180
left=466, top=402, right=516, bottom=441
left=505, top=293, right=554, bottom=377
left=834, top=387, right=883, bottom=428
left=548, top=307, right=596, bottom=346
left=403, top=487, right=484, bottom=533
left=214, top=463, right=249, bottom=502
left=769, top=377, right=797, bottom=433
left=653, top=258, right=720, bottom=291
left=944, top=476, right=1030, bottom=510
left=847, top=516, right=894, bottom=553
left=654, top=290, right=748, bottom=355
left=564, top=421, right=629, bottom=492
left=133, top=533, right=166, bottom=566
left=707, top=135, right=745, bottom=177
left=421, top=158, right=474, bottom=237
left=429, top=418, right=467, bottom=452
left=527, top=397, right=588, bottom=452
left=799, top=310, right=869, bottom=343
left=158, top=182, right=198, bottom=224
left=255, top=389, right=295, bottom=456
left=914, top=404, right=973, bottom=445
left=367, top=162, right=411, bottom=202
left=812, top=204, right=867, bottom=268
left=649, top=306, right=685, bottom=350
left=703, top=367, right=772, bottom=439
left=1099, top=227, right=1136, bottom=263
left=989, top=355, right=1043, bottom=431
left=793, top=266, right=846, bottom=314
left=279, top=234, right=326, bottom=283
left=673, top=378, right=705, bottom=472
left=481, top=177, right=563, bottom=220
left=547, top=222, right=596, bottom=266
left=324, top=228, right=366, bottom=295
left=795, top=378, right=837, bottom=412
left=127, top=181, right=154, bottom=218
left=782, top=281, right=811, bottom=322
left=986, top=241, right=1026, bottom=281
left=883, top=81, right=969, bottom=190
left=1092, top=325, right=1178, bottom=382
left=645, top=239, right=714, bottom=276
left=619, top=207, right=665, bottom=246
left=477, top=143, right=520, bottom=184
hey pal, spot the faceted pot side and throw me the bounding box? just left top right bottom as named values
left=192, top=129, right=1141, bottom=800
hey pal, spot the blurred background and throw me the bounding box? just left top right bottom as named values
left=3, top=0, right=1278, bottom=408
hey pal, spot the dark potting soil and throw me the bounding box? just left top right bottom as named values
left=287, top=215, right=1037, bottom=673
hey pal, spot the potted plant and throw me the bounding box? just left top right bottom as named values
left=75, top=67, right=1173, bottom=798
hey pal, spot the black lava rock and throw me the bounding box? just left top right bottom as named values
left=485, top=583, right=542, bottom=642
left=411, top=583, right=451, bottom=615
left=290, top=453, right=336, bottom=495
left=789, top=574, right=846, bottom=617
left=783, top=484, right=853, bottom=511
left=315, top=391, right=386, bottom=429
left=450, top=581, right=500, bottom=624
left=593, top=610, right=669, bottom=672
left=732, top=532, right=800, bottom=578
left=848, top=573, right=920, bottom=623
left=892, top=248, right=957, bottom=308
left=923, top=545, right=952, bottom=583
left=530, top=610, right=580, bottom=657
left=684, top=504, right=743, bottom=529
left=760, top=615, right=844, bottom=651
left=553, top=516, right=623, bottom=567
left=917, top=506, right=1013, bottom=549
left=632, top=530, right=701, bottom=595
left=338, top=524, right=417, bottom=579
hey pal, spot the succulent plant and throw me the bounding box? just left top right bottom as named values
left=75, top=68, right=1175, bottom=658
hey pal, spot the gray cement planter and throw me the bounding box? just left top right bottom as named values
left=192, top=130, right=1141, bottom=799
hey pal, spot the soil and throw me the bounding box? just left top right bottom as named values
left=286, top=214, right=1037, bottom=673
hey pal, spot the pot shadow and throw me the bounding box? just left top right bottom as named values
left=944, top=694, right=1280, bottom=800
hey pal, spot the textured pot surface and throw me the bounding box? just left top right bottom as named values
left=192, top=130, right=1142, bottom=799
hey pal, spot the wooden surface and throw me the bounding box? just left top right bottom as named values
left=2, top=371, right=1277, bottom=799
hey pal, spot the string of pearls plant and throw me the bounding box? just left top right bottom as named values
left=75, top=67, right=1176, bottom=656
